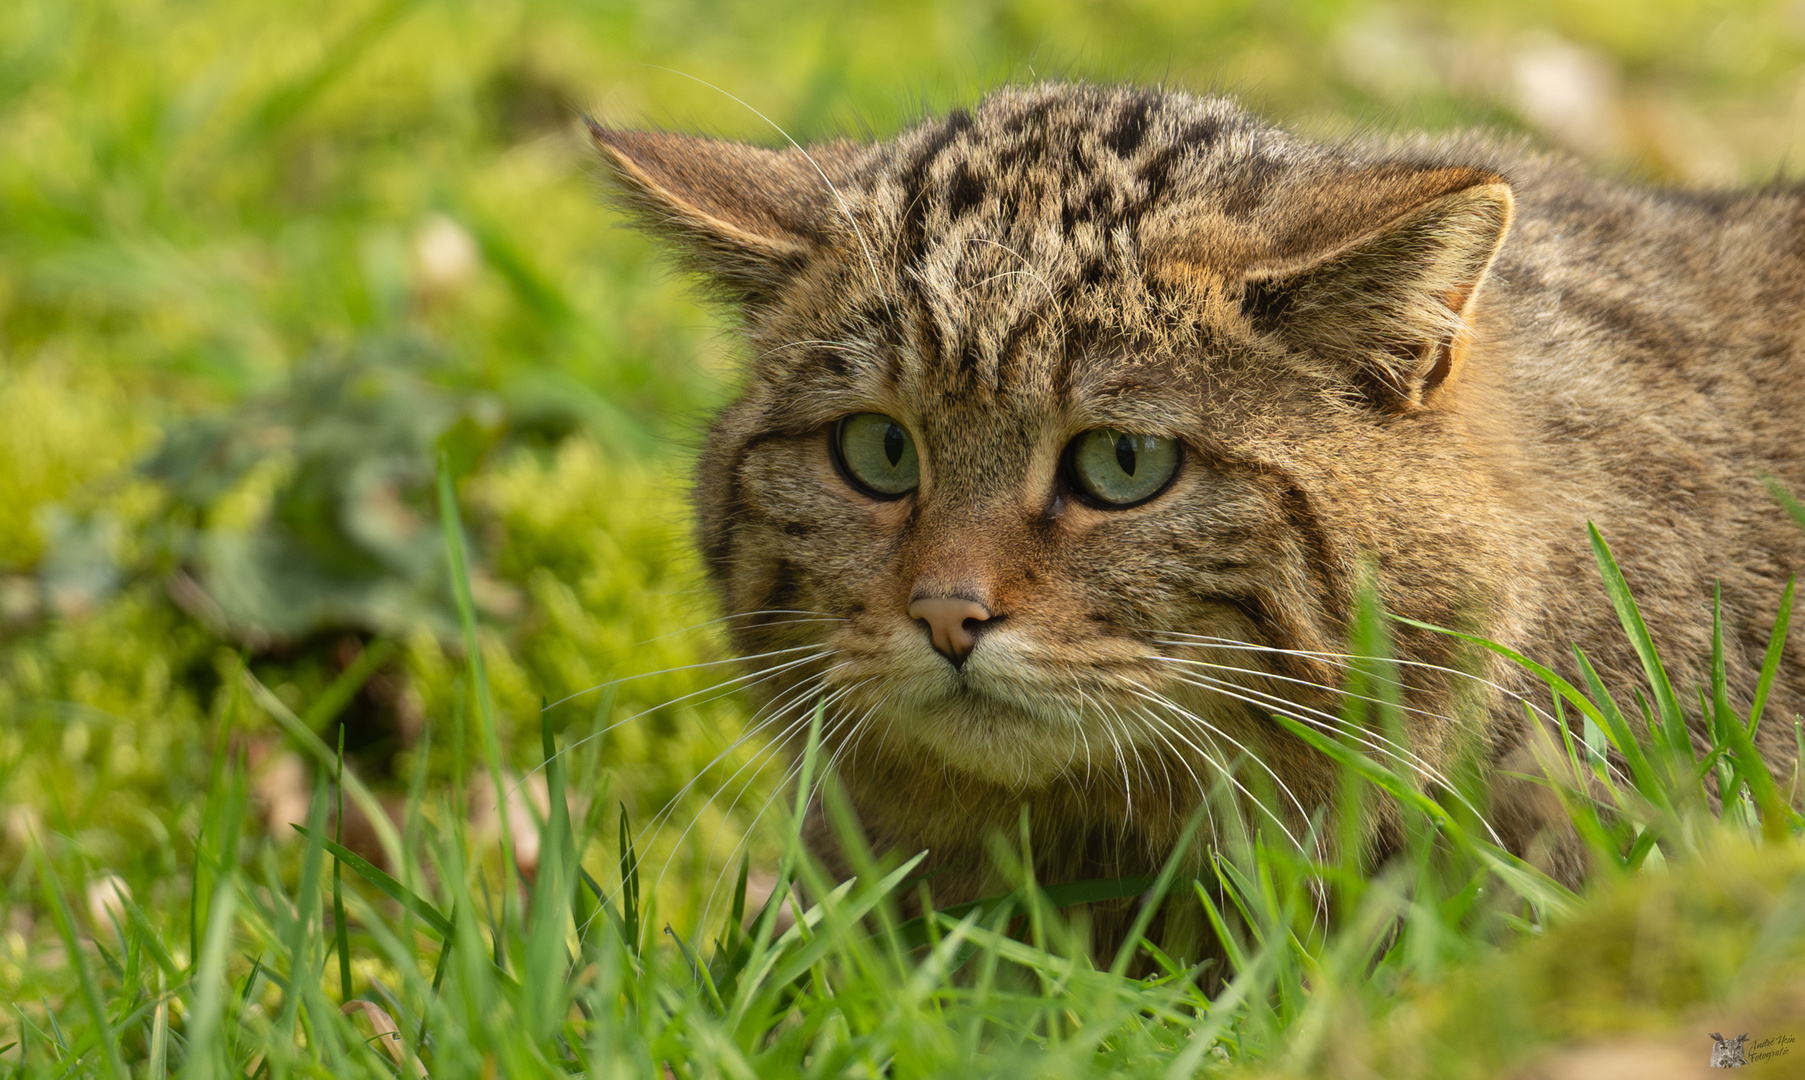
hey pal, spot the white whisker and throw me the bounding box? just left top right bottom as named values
left=542, top=641, right=835, bottom=712
left=1124, top=689, right=1316, bottom=859
left=638, top=664, right=855, bottom=855
left=1150, top=649, right=1480, bottom=731
left=519, top=647, right=836, bottom=797
left=651, top=674, right=870, bottom=906
left=1154, top=631, right=1567, bottom=733
left=1155, top=671, right=1506, bottom=848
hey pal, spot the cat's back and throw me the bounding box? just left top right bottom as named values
left=1428, top=138, right=1805, bottom=739
left=1460, top=143, right=1805, bottom=449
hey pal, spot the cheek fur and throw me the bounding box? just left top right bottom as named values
left=723, top=438, right=910, bottom=623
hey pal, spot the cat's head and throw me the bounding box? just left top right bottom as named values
left=594, top=84, right=1516, bottom=798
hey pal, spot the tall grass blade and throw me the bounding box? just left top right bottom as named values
left=278, top=772, right=332, bottom=1040
left=1108, top=803, right=1209, bottom=977
left=727, top=699, right=826, bottom=1029
left=246, top=669, right=404, bottom=865
left=438, top=453, right=516, bottom=928
left=180, top=881, right=239, bottom=1080
left=617, top=807, right=641, bottom=957
left=1749, top=576, right=1795, bottom=737
left=148, top=971, right=169, bottom=1080
left=1569, top=645, right=1667, bottom=808
left=333, top=726, right=353, bottom=1004
left=1587, top=523, right=1688, bottom=750
left=291, top=826, right=455, bottom=939
left=1389, top=614, right=1646, bottom=777
left=30, top=844, right=127, bottom=1080
left=525, top=703, right=576, bottom=1040
left=300, top=638, right=398, bottom=735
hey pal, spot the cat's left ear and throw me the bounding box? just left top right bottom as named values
left=1241, top=169, right=1514, bottom=409
left=588, top=121, right=860, bottom=307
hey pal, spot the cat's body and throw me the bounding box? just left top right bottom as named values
left=592, top=84, right=1805, bottom=932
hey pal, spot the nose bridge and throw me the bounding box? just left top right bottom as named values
left=897, top=403, right=1045, bottom=667
left=904, top=499, right=1014, bottom=603
left=903, top=506, right=1015, bottom=667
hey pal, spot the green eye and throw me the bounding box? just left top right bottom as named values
left=1065, top=429, right=1181, bottom=507
left=834, top=413, right=920, bottom=497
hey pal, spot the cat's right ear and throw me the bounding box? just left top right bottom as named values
left=588, top=121, right=857, bottom=306
left=1236, top=167, right=1514, bottom=410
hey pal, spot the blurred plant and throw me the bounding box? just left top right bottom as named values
left=133, top=334, right=531, bottom=776
left=142, top=334, right=519, bottom=650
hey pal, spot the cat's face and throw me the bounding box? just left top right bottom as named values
left=704, top=276, right=1289, bottom=788
left=597, top=84, right=1516, bottom=800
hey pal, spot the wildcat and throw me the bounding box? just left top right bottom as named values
left=589, top=82, right=1805, bottom=946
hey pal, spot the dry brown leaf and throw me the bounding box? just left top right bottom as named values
left=342, top=999, right=427, bottom=1077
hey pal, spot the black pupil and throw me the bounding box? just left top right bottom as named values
left=1115, top=434, right=1136, bottom=476
left=883, top=423, right=905, bottom=466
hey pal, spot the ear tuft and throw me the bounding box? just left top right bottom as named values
left=1242, top=171, right=1514, bottom=409
left=588, top=121, right=861, bottom=306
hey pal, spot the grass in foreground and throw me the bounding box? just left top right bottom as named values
left=7, top=496, right=1804, bottom=1079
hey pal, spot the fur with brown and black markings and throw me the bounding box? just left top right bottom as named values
left=590, top=82, right=1805, bottom=959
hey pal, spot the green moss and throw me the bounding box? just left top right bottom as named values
left=1336, top=840, right=1805, bottom=1080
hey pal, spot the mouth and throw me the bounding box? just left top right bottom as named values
left=820, top=652, right=1149, bottom=789
left=808, top=619, right=1241, bottom=788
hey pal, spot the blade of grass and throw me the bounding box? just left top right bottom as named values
left=243, top=669, right=404, bottom=867
left=1588, top=523, right=1688, bottom=749
left=291, top=826, right=454, bottom=939
left=148, top=971, right=169, bottom=1080
left=31, top=843, right=126, bottom=1080
left=1569, top=645, right=1666, bottom=808
left=1194, top=878, right=1250, bottom=976
left=765, top=851, right=928, bottom=990
left=617, top=807, right=640, bottom=957
left=182, top=879, right=239, bottom=1080
left=524, top=704, right=576, bottom=1041
left=727, top=854, right=750, bottom=959
left=1710, top=689, right=1794, bottom=843
left=1389, top=613, right=1656, bottom=789
left=727, top=700, right=825, bottom=1029
left=438, top=455, right=516, bottom=942
left=278, top=777, right=329, bottom=1041
left=122, top=898, right=180, bottom=982
left=1268, top=712, right=1460, bottom=835
left=1766, top=473, right=1805, bottom=532
left=1109, top=803, right=1209, bottom=977
left=1748, top=577, right=1795, bottom=738
left=333, top=726, right=353, bottom=1004
left=299, top=639, right=397, bottom=736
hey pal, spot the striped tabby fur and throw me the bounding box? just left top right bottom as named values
left=591, top=83, right=1805, bottom=953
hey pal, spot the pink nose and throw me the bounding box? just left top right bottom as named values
left=908, top=597, right=994, bottom=668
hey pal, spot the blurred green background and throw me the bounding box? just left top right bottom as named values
left=5, top=0, right=1805, bottom=971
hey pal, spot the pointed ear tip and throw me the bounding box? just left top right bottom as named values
left=1476, top=179, right=1515, bottom=205
left=587, top=125, right=675, bottom=186
left=585, top=122, right=679, bottom=161
left=1438, top=179, right=1516, bottom=234
left=584, top=119, right=634, bottom=154
left=1459, top=178, right=1516, bottom=215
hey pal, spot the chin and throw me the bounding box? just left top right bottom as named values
left=834, top=669, right=1099, bottom=790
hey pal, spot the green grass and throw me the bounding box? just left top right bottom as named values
left=7, top=0, right=1805, bottom=1076
left=8, top=496, right=1805, bottom=1078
